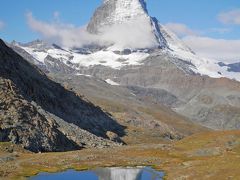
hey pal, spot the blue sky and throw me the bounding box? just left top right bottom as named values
left=0, top=0, right=240, bottom=61
left=0, top=0, right=239, bottom=42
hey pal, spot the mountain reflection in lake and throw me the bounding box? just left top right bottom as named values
left=31, top=167, right=164, bottom=180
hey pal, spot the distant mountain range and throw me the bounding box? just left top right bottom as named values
left=218, top=62, right=240, bottom=73
left=9, top=0, right=240, bottom=82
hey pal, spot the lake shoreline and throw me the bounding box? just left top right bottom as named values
left=30, top=167, right=164, bottom=180
left=1, top=130, right=240, bottom=180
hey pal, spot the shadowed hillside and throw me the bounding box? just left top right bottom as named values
left=0, top=39, right=125, bottom=152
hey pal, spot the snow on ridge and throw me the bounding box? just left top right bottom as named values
left=157, top=24, right=240, bottom=81
left=168, top=43, right=240, bottom=81
left=72, top=50, right=149, bottom=69
left=21, top=46, right=48, bottom=63
left=18, top=44, right=150, bottom=69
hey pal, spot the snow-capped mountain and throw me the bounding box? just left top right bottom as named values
left=10, top=0, right=240, bottom=82
left=87, top=0, right=168, bottom=49
left=8, top=0, right=240, bottom=130
left=87, top=0, right=149, bottom=33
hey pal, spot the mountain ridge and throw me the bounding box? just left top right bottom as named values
left=9, top=0, right=240, bottom=81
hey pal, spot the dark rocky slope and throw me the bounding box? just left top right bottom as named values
left=0, top=39, right=124, bottom=152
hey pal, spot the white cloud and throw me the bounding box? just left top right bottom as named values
left=218, top=9, right=240, bottom=25
left=26, top=12, right=240, bottom=62
left=164, top=22, right=240, bottom=62
left=208, top=28, right=231, bottom=34
left=164, top=23, right=231, bottom=36
left=164, top=23, right=197, bottom=37
left=26, top=12, right=158, bottom=49
left=183, top=36, right=240, bottom=62
left=0, top=20, right=5, bottom=30
left=26, top=12, right=100, bottom=47
left=99, top=18, right=158, bottom=49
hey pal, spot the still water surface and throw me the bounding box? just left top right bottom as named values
left=31, top=167, right=164, bottom=180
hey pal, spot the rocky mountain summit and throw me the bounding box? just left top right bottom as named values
left=87, top=0, right=168, bottom=49
left=0, top=39, right=124, bottom=152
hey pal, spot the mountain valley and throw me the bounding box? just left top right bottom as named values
left=1, top=0, right=240, bottom=179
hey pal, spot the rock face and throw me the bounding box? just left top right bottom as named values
left=0, top=39, right=124, bottom=152
left=0, top=79, right=79, bottom=152
left=87, top=0, right=148, bottom=33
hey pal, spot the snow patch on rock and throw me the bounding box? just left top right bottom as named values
left=105, top=79, right=120, bottom=86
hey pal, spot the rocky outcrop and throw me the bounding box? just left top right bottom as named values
left=0, top=78, right=79, bottom=152
left=44, top=55, right=77, bottom=74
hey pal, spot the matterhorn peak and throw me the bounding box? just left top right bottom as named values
left=87, top=0, right=169, bottom=50
left=87, top=0, right=149, bottom=34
